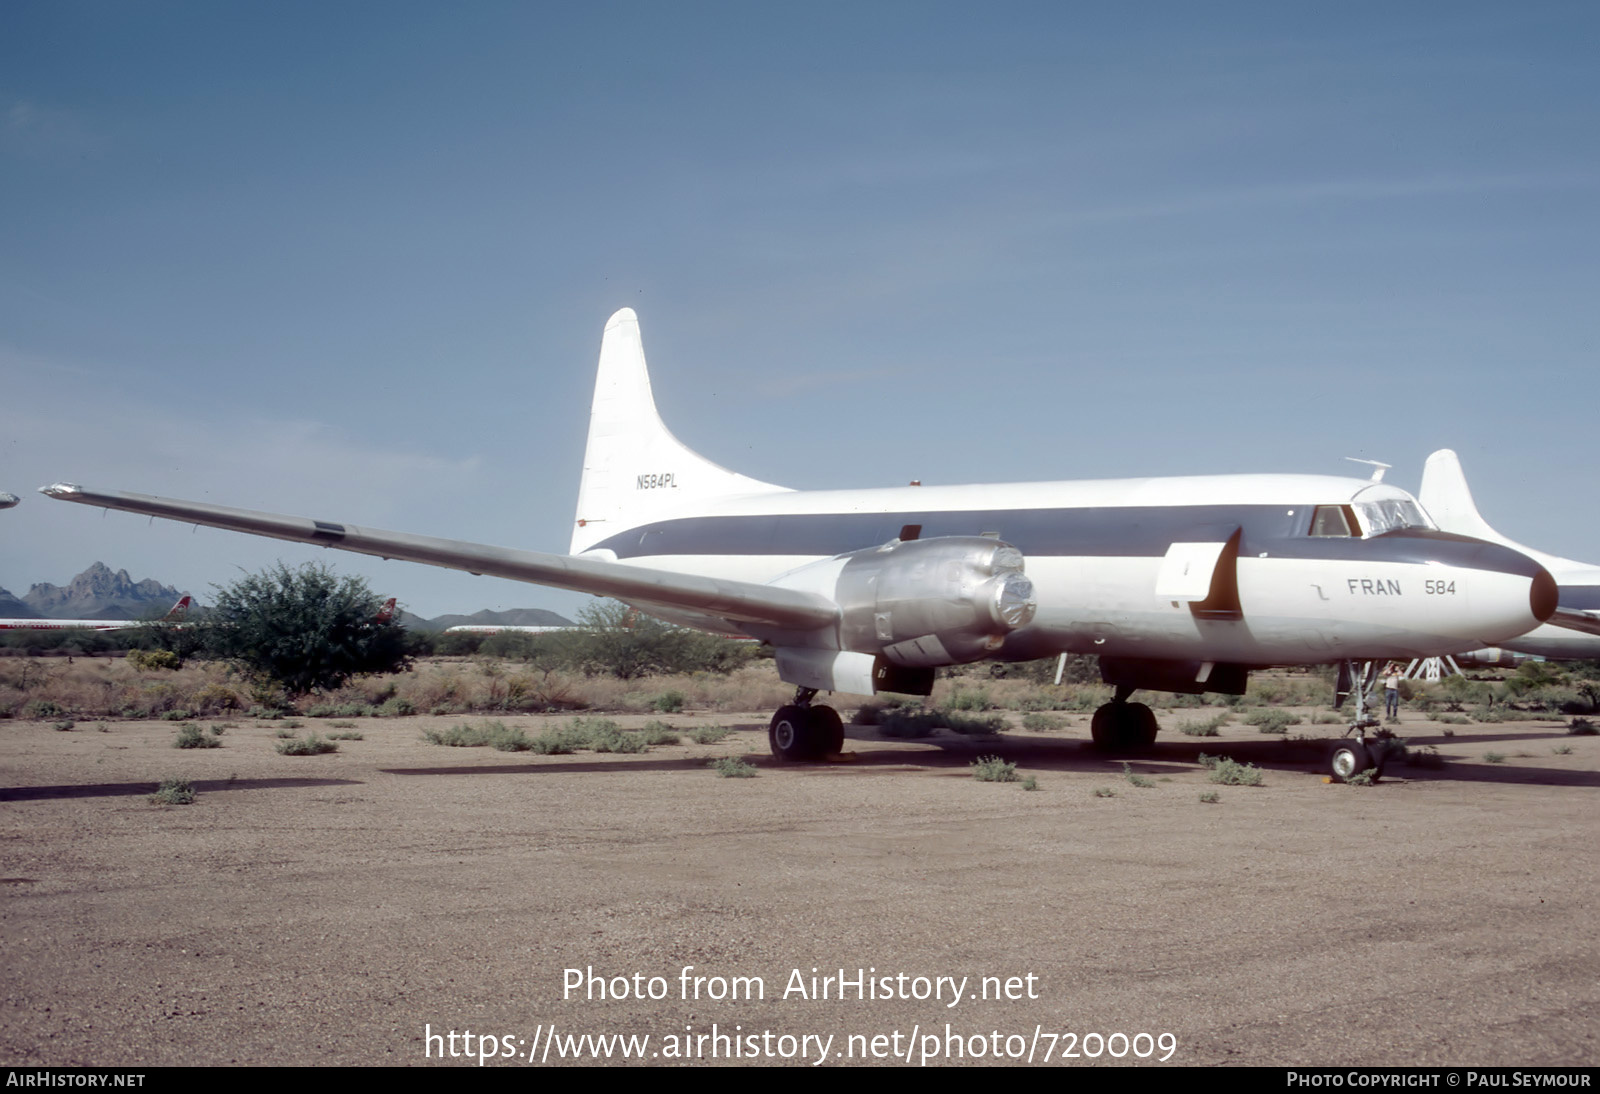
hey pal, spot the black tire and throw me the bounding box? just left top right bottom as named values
left=769, top=705, right=819, bottom=762
left=1090, top=705, right=1116, bottom=750
left=1329, top=740, right=1372, bottom=782
left=1091, top=703, right=1157, bottom=751
left=810, top=705, right=844, bottom=756
left=1129, top=702, right=1159, bottom=748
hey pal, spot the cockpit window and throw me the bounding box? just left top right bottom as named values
left=1309, top=505, right=1354, bottom=537
left=1353, top=499, right=1433, bottom=537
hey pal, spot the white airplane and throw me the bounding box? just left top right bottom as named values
left=0, top=493, right=20, bottom=510
left=40, top=309, right=1560, bottom=779
left=0, top=595, right=193, bottom=631
left=1418, top=449, right=1600, bottom=660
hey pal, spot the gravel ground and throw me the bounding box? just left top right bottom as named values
left=2, top=710, right=1595, bottom=1067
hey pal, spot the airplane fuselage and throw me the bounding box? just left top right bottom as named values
left=577, top=473, right=1552, bottom=668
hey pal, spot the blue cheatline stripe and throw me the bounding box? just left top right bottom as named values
left=592, top=504, right=1295, bottom=559
left=587, top=506, right=1548, bottom=578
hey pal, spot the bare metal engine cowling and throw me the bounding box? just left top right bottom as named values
left=834, top=536, right=1038, bottom=666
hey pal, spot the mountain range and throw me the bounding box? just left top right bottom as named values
left=1, top=563, right=572, bottom=629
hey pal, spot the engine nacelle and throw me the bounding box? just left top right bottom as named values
left=835, top=536, right=1038, bottom=667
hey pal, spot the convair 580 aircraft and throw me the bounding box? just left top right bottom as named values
left=1419, top=448, right=1600, bottom=660
left=42, top=309, right=1556, bottom=771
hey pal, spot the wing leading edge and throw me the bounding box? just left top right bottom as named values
left=37, top=483, right=837, bottom=631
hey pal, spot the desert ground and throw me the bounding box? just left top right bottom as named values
left=2, top=707, right=1596, bottom=1067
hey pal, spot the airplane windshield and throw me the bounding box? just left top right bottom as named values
left=1354, top=499, right=1433, bottom=537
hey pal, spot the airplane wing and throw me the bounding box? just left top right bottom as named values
left=37, top=483, right=837, bottom=631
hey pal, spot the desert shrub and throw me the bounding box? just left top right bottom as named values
left=1021, top=712, right=1067, bottom=732
left=19, top=699, right=65, bottom=720
left=306, top=702, right=376, bottom=718
left=1122, top=762, right=1155, bottom=788
left=640, top=721, right=680, bottom=745
left=1406, top=745, right=1445, bottom=768
left=126, top=649, right=181, bottom=671
left=1569, top=718, right=1597, bottom=736
left=1019, top=775, right=1039, bottom=791
left=686, top=726, right=732, bottom=745
left=173, top=724, right=222, bottom=749
left=1198, top=790, right=1220, bottom=804
left=377, top=697, right=415, bottom=717
left=324, top=730, right=364, bottom=741
left=1482, top=751, right=1506, bottom=764
left=1244, top=709, right=1301, bottom=734
left=557, top=602, right=757, bottom=679
left=970, top=755, right=1019, bottom=782
left=942, top=687, right=993, bottom=712
left=1180, top=711, right=1229, bottom=736
left=651, top=690, right=686, bottom=713
left=1092, top=786, right=1116, bottom=798
left=942, top=711, right=1007, bottom=735
left=203, top=563, right=412, bottom=696
left=275, top=734, right=339, bottom=755
left=424, top=721, right=531, bottom=751
left=51, top=719, right=75, bottom=732
left=150, top=777, right=196, bottom=806
left=1198, top=753, right=1264, bottom=786
left=189, top=683, right=243, bottom=714
left=711, top=757, right=757, bottom=778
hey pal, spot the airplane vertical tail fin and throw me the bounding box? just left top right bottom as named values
left=570, top=308, right=788, bottom=555
left=1418, top=450, right=1512, bottom=546
left=161, top=595, right=192, bottom=623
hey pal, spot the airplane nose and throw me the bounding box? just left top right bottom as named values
left=1530, top=566, right=1558, bottom=624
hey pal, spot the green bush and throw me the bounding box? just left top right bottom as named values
left=651, top=691, right=686, bottom=713
left=640, top=721, right=680, bottom=745
left=942, top=687, right=993, bottom=712
left=1198, top=754, right=1264, bottom=786
left=1122, top=762, right=1155, bottom=789
left=970, top=755, right=1019, bottom=782
left=711, top=757, right=757, bottom=778
left=126, top=648, right=182, bottom=671
left=150, top=777, right=196, bottom=806
left=1244, top=709, right=1300, bottom=734
left=275, top=734, right=339, bottom=755
left=173, top=724, right=222, bottom=749
left=203, top=563, right=412, bottom=697
left=1021, top=712, right=1067, bottom=732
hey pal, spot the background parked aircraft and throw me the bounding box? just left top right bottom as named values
left=0, top=595, right=192, bottom=632
left=1419, top=449, right=1600, bottom=661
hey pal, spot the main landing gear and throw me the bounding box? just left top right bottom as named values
left=1090, top=686, right=1159, bottom=752
left=768, top=687, right=845, bottom=762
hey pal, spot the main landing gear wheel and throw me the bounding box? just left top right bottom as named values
left=1090, top=702, right=1159, bottom=752
left=1329, top=740, right=1373, bottom=783
left=768, top=704, right=841, bottom=762
left=810, top=705, right=844, bottom=756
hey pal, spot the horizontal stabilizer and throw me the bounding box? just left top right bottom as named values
left=1549, top=607, right=1600, bottom=638
left=37, top=483, right=837, bottom=631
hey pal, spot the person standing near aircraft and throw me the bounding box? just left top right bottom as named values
left=1383, top=664, right=1402, bottom=720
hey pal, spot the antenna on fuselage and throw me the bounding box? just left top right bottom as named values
left=1344, top=457, right=1391, bottom=483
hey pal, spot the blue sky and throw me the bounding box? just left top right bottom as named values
left=3, top=2, right=1596, bottom=618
